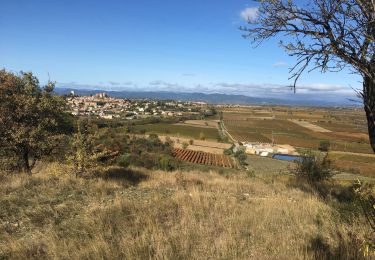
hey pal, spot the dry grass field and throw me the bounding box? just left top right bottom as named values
left=160, top=135, right=231, bottom=154
left=246, top=155, right=293, bottom=175
left=180, top=120, right=219, bottom=128
left=328, top=152, right=375, bottom=178
left=0, top=164, right=372, bottom=259
left=132, top=123, right=220, bottom=141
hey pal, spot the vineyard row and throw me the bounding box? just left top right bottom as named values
left=173, top=148, right=235, bottom=168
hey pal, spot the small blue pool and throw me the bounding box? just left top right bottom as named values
left=272, top=154, right=303, bottom=162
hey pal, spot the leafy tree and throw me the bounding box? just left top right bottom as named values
left=241, top=0, right=375, bottom=153
left=0, top=70, right=72, bottom=174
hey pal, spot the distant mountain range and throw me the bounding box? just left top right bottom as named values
left=55, top=87, right=359, bottom=107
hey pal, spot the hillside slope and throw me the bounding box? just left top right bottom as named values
left=0, top=165, right=370, bottom=259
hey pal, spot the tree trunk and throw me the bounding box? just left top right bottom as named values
left=363, top=76, right=375, bottom=154
left=22, top=149, right=31, bottom=175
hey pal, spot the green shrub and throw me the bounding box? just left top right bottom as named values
left=159, top=155, right=179, bottom=171
left=319, top=140, right=330, bottom=152
left=117, top=153, right=131, bottom=168
left=140, top=153, right=157, bottom=169
left=234, top=149, right=247, bottom=166
left=165, top=136, right=174, bottom=146
left=67, top=120, right=99, bottom=177
left=224, top=145, right=234, bottom=155
left=294, top=153, right=333, bottom=183
left=182, top=142, right=189, bottom=149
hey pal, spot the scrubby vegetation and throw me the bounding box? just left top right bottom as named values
left=0, top=165, right=373, bottom=259
left=294, top=153, right=333, bottom=183
left=1, top=71, right=375, bottom=258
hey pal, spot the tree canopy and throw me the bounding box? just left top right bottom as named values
left=0, top=70, right=72, bottom=173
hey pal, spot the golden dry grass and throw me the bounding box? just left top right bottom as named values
left=329, top=152, right=375, bottom=178
left=0, top=164, right=372, bottom=259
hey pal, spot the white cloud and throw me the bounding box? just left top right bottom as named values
left=240, top=7, right=259, bottom=22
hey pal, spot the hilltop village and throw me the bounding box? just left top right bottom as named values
left=66, top=92, right=214, bottom=120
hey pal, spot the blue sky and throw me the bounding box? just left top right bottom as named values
left=0, top=0, right=362, bottom=101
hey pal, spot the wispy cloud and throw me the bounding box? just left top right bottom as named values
left=122, top=81, right=134, bottom=85
left=273, top=61, right=288, bottom=68
left=108, top=81, right=121, bottom=86
left=182, top=73, right=195, bottom=77
left=57, top=80, right=356, bottom=100
left=149, top=80, right=183, bottom=89
left=240, top=7, right=259, bottom=22
left=57, top=81, right=139, bottom=91
left=212, top=82, right=355, bottom=97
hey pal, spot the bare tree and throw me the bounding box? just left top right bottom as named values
left=241, top=0, right=375, bottom=153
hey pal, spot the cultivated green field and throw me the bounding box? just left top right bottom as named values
left=131, top=123, right=220, bottom=141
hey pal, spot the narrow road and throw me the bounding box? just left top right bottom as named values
left=220, top=120, right=236, bottom=143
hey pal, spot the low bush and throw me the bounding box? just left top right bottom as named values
left=234, top=149, right=247, bottom=166
left=116, top=153, right=131, bottom=168
left=319, top=140, right=331, bottom=152
left=182, top=142, right=189, bottom=149
left=294, top=153, right=333, bottom=183
left=159, top=155, right=179, bottom=171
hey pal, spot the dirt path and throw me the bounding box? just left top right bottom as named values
left=330, top=151, right=375, bottom=158
left=220, top=121, right=236, bottom=143
left=289, top=119, right=332, bottom=133
left=173, top=123, right=217, bottom=129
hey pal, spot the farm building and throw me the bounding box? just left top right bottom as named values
left=244, top=143, right=274, bottom=155
left=243, top=143, right=296, bottom=156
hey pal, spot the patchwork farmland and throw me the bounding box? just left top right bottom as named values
left=173, top=148, right=235, bottom=168
left=222, top=106, right=373, bottom=154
